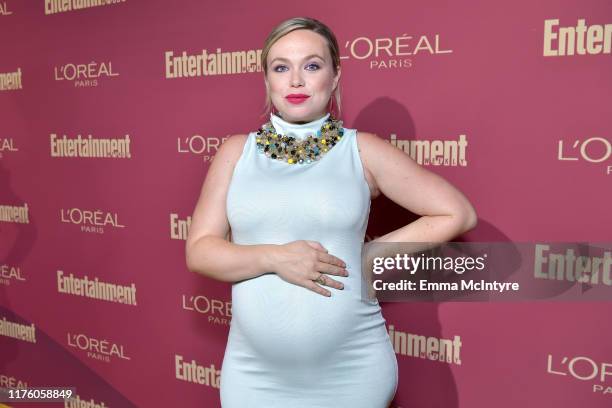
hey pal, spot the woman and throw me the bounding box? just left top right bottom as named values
left=185, top=17, right=477, bottom=408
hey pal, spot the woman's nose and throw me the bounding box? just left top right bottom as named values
left=290, top=71, right=304, bottom=87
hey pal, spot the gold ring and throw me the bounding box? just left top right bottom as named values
left=315, top=275, right=326, bottom=285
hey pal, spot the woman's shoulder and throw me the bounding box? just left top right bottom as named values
left=353, top=130, right=387, bottom=159
left=352, top=130, right=387, bottom=200
left=354, top=130, right=381, bottom=142
left=354, top=130, right=400, bottom=156
left=216, top=133, right=250, bottom=165
left=224, top=133, right=250, bottom=147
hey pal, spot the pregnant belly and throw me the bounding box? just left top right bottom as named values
left=230, top=273, right=362, bottom=364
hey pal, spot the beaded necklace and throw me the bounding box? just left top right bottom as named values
left=255, top=114, right=344, bottom=165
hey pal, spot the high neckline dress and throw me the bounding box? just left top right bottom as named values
left=221, top=112, right=398, bottom=407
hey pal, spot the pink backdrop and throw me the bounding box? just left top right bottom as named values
left=1, top=0, right=610, bottom=407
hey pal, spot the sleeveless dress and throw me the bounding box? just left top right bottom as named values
left=221, top=112, right=398, bottom=408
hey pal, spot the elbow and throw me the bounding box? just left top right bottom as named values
left=448, top=204, right=477, bottom=235
left=185, top=258, right=196, bottom=274
left=185, top=246, right=196, bottom=273
left=185, top=236, right=203, bottom=274
left=460, top=205, right=478, bottom=233
left=185, top=235, right=219, bottom=279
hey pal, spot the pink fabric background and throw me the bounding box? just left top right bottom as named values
left=1, top=0, right=610, bottom=406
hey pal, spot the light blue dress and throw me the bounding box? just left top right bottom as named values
left=221, top=112, right=398, bottom=407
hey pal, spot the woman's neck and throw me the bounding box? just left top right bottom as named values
left=275, top=111, right=328, bottom=125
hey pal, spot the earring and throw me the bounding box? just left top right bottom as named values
left=272, top=106, right=281, bottom=117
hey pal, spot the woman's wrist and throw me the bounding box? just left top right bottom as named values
left=257, top=244, right=278, bottom=273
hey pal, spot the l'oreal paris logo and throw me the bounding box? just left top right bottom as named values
left=547, top=354, right=611, bottom=395
left=54, top=61, right=119, bottom=87
left=182, top=294, right=232, bottom=326
left=341, top=32, right=453, bottom=70
left=0, top=2, right=13, bottom=16
left=558, top=137, right=611, bottom=175
left=177, top=135, right=230, bottom=162
left=67, top=332, right=131, bottom=362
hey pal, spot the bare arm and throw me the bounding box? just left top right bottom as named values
left=185, top=134, right=275, bottom=283
left=187, top=236, right=277, bottom=283
left=358, top=131, right=478, bottom=246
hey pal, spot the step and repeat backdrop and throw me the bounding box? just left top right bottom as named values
left=1, top=0, right=610, bottom=407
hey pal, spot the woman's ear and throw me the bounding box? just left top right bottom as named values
left=332, top=67, right=341, bottom=91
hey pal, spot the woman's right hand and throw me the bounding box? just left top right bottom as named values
left=270, top=240, right=349, bottom=297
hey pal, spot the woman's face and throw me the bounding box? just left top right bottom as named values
left=265, top=29, right=340, bottom=124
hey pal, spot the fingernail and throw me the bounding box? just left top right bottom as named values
left=339, top=284, right=344, bottom=289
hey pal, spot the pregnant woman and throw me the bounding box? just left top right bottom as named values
left=185, top=17, right=477, bottom=408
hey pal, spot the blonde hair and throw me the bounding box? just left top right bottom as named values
left=261, top=17, right=342, bottom=119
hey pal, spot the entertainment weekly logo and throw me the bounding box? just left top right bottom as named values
left=543, top=18, right=612, bottom=57
left=0, top=203, right=29, bottom=224
left=0, top=67, right=22, bottom=91
left=57, top=270, right=138, bottom=306
left=44, top=0, right=127, bottom=15
left=165, top=48, right=262, bottom=78
left=558, top=136, right=611, bottom=175
left=50, top=133, right=132, bottom=158
left=65, top=393, right=109, bottom=408
left=341, top=31, right=453, bottom=70
left=547, top=354, right=611, bottom=396
left=388, top=133, right=468, bottom=167
left=175, top=354, right=221, bottom=388
left=0, top=316, right=36, bottom=343
left=170, top=213, right=191, bottom=240
left=177, top=134, right=230, bottom=162
left=387, top=324, right=462, bottom=365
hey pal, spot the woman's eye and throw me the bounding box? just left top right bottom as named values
left=273, top=63, right=319, bottom=72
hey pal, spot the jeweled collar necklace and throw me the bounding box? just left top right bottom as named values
left=255, top=112, right=344, bottom=165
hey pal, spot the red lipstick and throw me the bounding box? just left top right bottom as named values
left=285, top=94, right=310, bottom=104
